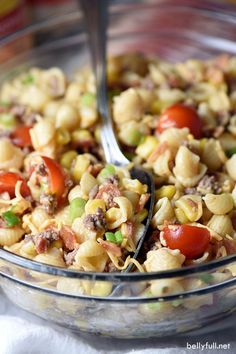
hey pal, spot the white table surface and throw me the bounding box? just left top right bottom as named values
left=1, top=289, right=236, bottom=354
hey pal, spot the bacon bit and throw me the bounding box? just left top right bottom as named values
left=35, top=237, right=48, bottom=254
left=126, top=220, right=135, bottom=239
left=223, top=239, right=236, bottom=255
left=60, top=226, right=77, bottom=251
left=136, top=193, right=150, bottom=212
left=147, top=141, right=169, bottom=163
left=98, top=239, right=122, bottom=257
left=95, top=183, right=122, bottom=208
left=87, top=163, right=103, bottom=177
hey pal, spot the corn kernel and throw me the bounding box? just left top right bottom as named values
left=85, top=199, right=106, bottom=215
left=156, top=185, right=176, bottom=201
left=135, top=136, right=159, bottom=160
left=56, top=128, right=71, bottom=145
left=51, top=239, right=63, bottom=249
left=72, top=155, right=90, bottom=182
left=60, top=150, right=77, bottom=169
left=71, top=129, right=93, bottom=144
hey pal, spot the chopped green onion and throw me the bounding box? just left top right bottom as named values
left=81, top=93, right=96, bottom=106
left=69, top=198, right=87, bottom=221
left=126, top=130, right=143, bottom=147
left=105, top=232, right=117, bottom=243
left=115, top=230, right=123, bottom=244
left=0, top=113, right=16, bottom=128
left=2, top=211, right=20, bottom=227
left=199, top=274, right=214, bottom=283
left=226, top=147, right=236, bottom=158
left=22, top=74, right=34, bottom=85
left=99, top=164, right=116, bottom=179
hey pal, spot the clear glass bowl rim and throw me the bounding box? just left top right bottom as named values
left=1, top=7, right=236, bottom=283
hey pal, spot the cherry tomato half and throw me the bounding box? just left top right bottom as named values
left=0, top=172, right=30, bottom=198
left=10, top=126, right=32, bottom=148
left=41, top=156, right=65, bottom=200
left=162, top=224, right=210, bottom=259
left=157, top=104, right=203, bottom=139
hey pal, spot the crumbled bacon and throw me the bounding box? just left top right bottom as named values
left=60, top=226, right=77, bottom=251
left=99, top=239, right=122, bottom=257
left=136, top=193, right=150, bottom=212
left=126, top=221, right=135, bottom=239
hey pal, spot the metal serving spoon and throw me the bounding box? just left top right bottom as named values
left=80, top=0, right=155, bottom=272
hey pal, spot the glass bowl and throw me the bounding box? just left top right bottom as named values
left=1, top=1, right=236, bottom=338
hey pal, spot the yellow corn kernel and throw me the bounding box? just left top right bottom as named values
left=72, top=155, right=90, bottom=182
left=150, top=100, right=161, bottom=114
left=175, top=195, right=202, bottom=222
left=135, top=136, right=159, bottom=160
left=174, top=207, right=189, bottom=224
left=51, top=239, right=63, bottom=249
left=91, top=281, right=113, bottom=296
left=156, top=185, right=176, bottom=201
left=60, top=150, right=77, bottom=169
left=85, top=199, right=106, bottom=215
left=56, top=128, right=71, bottom=145
left=199, top=138, right=207, bottom=152
left=122, top=178, right=147, bottom=194
left=71, top=129, right=93, bottom=144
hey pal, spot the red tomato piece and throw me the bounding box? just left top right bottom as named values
left=10, top=125, right=32, bottom=148
left=162, top=224, right=210, bottom=259
left=41, top=156, right=65, bottom=200
left=157, top=104, right=203, bottom=138
left=0, top=172, right=30, bottom=198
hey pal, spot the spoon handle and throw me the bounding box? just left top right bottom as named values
left=80, top=0, right=129, bottom=166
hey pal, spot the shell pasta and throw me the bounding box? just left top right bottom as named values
left=1, top=53, right=236, bottom=286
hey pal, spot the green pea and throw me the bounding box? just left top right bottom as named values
left=0, top=113, right=16, bottom=128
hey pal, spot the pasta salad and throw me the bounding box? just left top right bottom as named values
left=1, top=53, right=236, bottom=277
